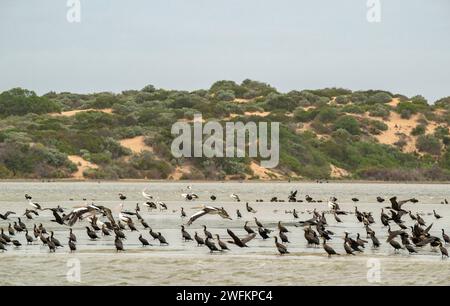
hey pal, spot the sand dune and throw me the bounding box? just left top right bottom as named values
left=119, top=136, right=153, bottom=154
left=51, top=108, right=113, bottom=117
left=67, top=155, right=98, bottom=179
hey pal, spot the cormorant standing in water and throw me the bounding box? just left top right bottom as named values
left=68, top=239, right=76, bottom=253
left=69, top=228, right=77, bottom=242
left=433, top=210, right=442, bottom=219
left=157, top=232, right=169, bottom=245
left=205, top=237, right=221, bottom=253
left=194, top=232, right=205, bottom=246
left=216, top=234, right=229, bottom=250
left=258, top=226, right=269, bottom=239
left=181, top=225, right=193, bottom=241
left=442, top=229, right=450, bottom=244
left=389, top=239, right=403, bottom=252
left=274, top=236, right=289, bottom=255
left=244, top=221, right=255, bottom=234
left=139, top=234, right=150, bottom=246
left=203, top=225, right=213, bottom=239
left=322, top=238, right=339, bottom=257
left=439, top=242, right=448, bottom=259
left=86, top=227, right=99, bottom=240
left=279, top=231, right=289, bottom=243
left=181, top=207, right=187, bottom=218
left=115, top=236, right=124, bottom=252
left=236, top=209, right=242, bottom=219
left=344, top=242, right=355, bottom=255
left=370, top=231, right=380, bottom=248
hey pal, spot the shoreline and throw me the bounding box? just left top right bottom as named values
left=0, top=179, right=449, bottom=184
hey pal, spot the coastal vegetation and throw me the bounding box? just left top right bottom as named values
left=1, top=80, right=450, bottom=181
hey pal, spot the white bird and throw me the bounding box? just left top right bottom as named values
left=187, top=205, right=232, bottom=226
left=230, top=194, right=241, bottom=202
left=328, top=197, right=340, bottom=211
left=158, top=201, right=167, bottom=211
left=27, top=199, right=42, bottom=210
left=142, top=189, right=153, bottom=200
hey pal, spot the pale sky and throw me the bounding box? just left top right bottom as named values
left=1, top=0, right=449, bottom=102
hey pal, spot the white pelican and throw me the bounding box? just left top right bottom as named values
left=186, top=205, right=232, bottom=226
left=142, top=189, right=153, bottom=200
left=230, top=194, right=241, bottom=202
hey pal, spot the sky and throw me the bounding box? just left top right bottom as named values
left=0, top=0, right=449, bottom=102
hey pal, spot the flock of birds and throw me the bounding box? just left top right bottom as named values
left=0, top=188, right=449, bottom=259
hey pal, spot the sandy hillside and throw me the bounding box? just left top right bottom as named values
left=51, top=108, right=113, bottom=117
left=119, top=136, right=153, bottom=154
left=169, top=165, right=193, bottom=180
left=330, top=164, right=350, bottom=178
left=249, top=161, right=282, bottom=179
left=68, top=155, right=98, bottom=179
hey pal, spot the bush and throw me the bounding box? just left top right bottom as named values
left=334, top=116, right=361, bottom=135
left=316, top=107, right=339, bottom=123
left=293, top=108, right=318, bottom=122
left=416, top=135, right=441, bottom=155
left=411, top=125, right=426, bottom=136
left=366, top=92, right=392, bottom=105
left=0, top=88, right=61, bottom=116
left=368, top=104, right=390, bottom=118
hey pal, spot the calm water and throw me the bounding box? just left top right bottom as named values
left=0, top=181, right=449, bottom=286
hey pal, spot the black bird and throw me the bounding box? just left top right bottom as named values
left=68, top=239, right=76, bottom=253
left=274, top=236, right=289, bottom=255
left=216, top=234, right=229, bottom=250
left=279, top=231, right=289, bottom=243
left=181, top=225, right=193, bottom=241
left=370, top=231, right=380, bottom=248
left=389, top=239, right=403, bottom=252
left=442, top=229, right=450, bottom=244
left=194, top=232, right=205, bottom=246
left=205, top=237, right=221, bottom=253
left=118, top=193, right=127, bottom=201
left=8, top=224, right=15, bottom=236
left=0, top=242, right=6, bottom=252
left=25, top=230, right=34, bottom=244
left=258, top=226, right=270, bottom=239
left=102, top=225, right=111, bottom=236
left=227, top=229, right=251, bottom=248
left=86, top=227, right=99, bottom=240
left=376, top=196, right=385, bottom=203
left=149, top=228, right=159, bottom=240
left=203, top=225, right=213, bottom=239
left=433, top=210, right=442, bottom=219
left=115, top=236, right=124, bottom=252
left=69, top=228, right=77, bottom=242
left=210, top=195, right=217, bottom=201
left=236, top=209, right=242, bottom=219
left=409, top=211, right=417, bottom=221
left=356, top=233, right=368, bottom=248
left=140, top=218, right=149, bottom=229
left=50, top=231, right=62, bottom=247
left=13, top=222, right=23, bottom=232
left=416, top=214, right=426, bottom=226
left=114, top=228, right=126, bottom=240
left=246, top=203, right=256, bottom=213
left=139, top=234, right=151, bottom=246
left=0, top=211, right=15, bottom=220
left=405, top=244, right=417, bottom=254
left=344, top=242, right=355, bottom=255
left=47, top=238, right=56, bottom=253
left=323, top=239, right=339, bottom=257
left=49, top=209, right=65, bottom=225
left=278, top=221, right=289, bottom=233
left=244, top=221, right=255, bottom=234
left=344, top=232, right=363, bottom=252
left=439, top=242, right=448, bottom=259
left=181, top=207, right=187, bottom=218
left=157, top=232, right=169, bottom=245
left=17, top=218, right=26, bottom=230
left=293, top=209, right=299, bottom=219
left=1, top=229, right=11, bottom=242
left=12, top=240, right=21, bottom=247
left=25, top=194, right=32, bottom=201
left=352, top=198, right=359, bottom=203
left=333, top=212, right=342, bottom=223
left=127, top=220, right=138, bottom=232
left=254, top=217, right=263, bottom=228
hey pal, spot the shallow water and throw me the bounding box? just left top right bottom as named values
left=0, top=181, right=449, bottom=285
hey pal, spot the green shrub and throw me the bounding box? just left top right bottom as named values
left=334, top=115, right=361, bottom=135
left=416, top=135, right=441, bottom=155
left=411, top=125, right=426, bottom=136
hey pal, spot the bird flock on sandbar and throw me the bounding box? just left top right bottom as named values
left=0, top=188, right=449, bottom=259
